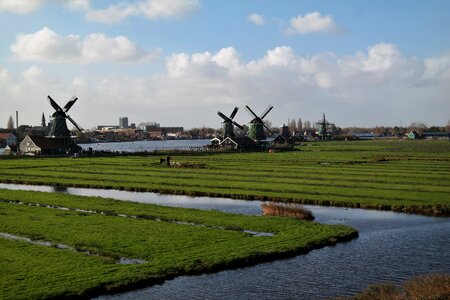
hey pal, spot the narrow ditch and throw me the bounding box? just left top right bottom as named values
left=0, top=232, right=146, bottom=265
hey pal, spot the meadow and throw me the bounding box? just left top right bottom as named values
left=0, top=140, right=449, bottom=215
left=0, top=189, right=356, bottom=299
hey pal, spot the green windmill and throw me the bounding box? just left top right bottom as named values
left=315, top=113, right=334, bottom=141
left=245, top=105, right=275, bottom=141
left=218, top=107, right=244, bottom=138
left=47, top=95, right=83, bottom=138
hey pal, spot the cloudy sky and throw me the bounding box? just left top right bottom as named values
left=1, top=0, right=449, bottom=130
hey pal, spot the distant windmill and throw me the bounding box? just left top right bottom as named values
left=315, top=113, right=334, bottom=140
left=245, top=105, right=275, bottom=141
left=47, top=95, right=83, bottom=138
left=218, top=107, right=244, bottom=139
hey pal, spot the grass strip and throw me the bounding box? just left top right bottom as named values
left=0, top=189, right=356, bottom=299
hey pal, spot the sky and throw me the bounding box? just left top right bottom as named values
left=1, top=0, right=450, bottom=130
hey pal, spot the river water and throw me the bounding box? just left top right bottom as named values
left=0, top=183, right=449, bottom=299
left=80, top=139, right=211, bottom=152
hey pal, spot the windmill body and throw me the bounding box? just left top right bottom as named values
left=49, top=110, right=71, bottom=138
left=315, top=113, right=334, bottom=140
left=246, top=105, right=274, bottom=141
left=47, top=95, right=83, bottom=139
left=217, top=107, right=243, bottom=139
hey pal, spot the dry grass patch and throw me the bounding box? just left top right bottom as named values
left=261, top=202, right=314, bottom=220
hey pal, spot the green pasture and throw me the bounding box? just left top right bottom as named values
left=0, top=140, right=449, bottom=215
left=0, top=189, right=356, bottom=299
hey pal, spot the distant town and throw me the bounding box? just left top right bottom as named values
left=1, top=111, right=449, bottom=152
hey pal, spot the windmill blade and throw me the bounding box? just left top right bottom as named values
left=218, top=111, right=230, bottom=122
left=66, top=115, right=83, bottom=132
left=47, top=95, right=63, bottom=112
left=260, top=105, right=273, bottom=120
left=232, top=121, right=244, bottom=130
left=263, top=123, right=275, bottom=135
left=64, top=96, right=78, bottom=112
left=229, top=107, right=239, bottom=119
left=245, top=105, right=259, bottom=119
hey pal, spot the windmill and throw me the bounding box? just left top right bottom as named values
left=315, top=113, right=334, bottom=140
left=245, top=105, right=275, bottom=141
left=217, top=107, right=244, bottom=139
left=47, top=95, right=83, bottom=139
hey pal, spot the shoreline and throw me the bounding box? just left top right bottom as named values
left=0, top=180, right=448, bottom=217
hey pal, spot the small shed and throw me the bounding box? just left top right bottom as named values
left=4, top=144, right=18, bottom=155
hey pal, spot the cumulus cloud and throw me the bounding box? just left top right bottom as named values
left=64, top=0, right=90, bottom=11
left=85, top=0, right=200, bottom=24
left=286, top=12, right=342, bottom=35
left=0, top=0, right=45, bottom=14
left=0, top=0, right=90, bottom=13
left=1, top=44, right=449, bottom=129
left=11, top=27, right=158, bottom=64
left=248, top=13, right=265, bottom=25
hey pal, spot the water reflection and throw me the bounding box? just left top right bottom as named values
left=52, top=186, right=68, bottom=193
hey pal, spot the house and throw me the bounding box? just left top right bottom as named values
left=19, top=135, right=81, bottom=156
left=407, top=131, right=419, bottom=139
left=0, top=132, right=17, bottom=146
left=219, top=136, right=260, bottom=151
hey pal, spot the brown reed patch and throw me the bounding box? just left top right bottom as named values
left=261, top=202, right=314, bottom=220
left=342, top=274, right=450, bottom=300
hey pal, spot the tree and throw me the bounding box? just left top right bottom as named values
left=408, top=122, right=427, bottom=134
left=7, top=115, right=14, bottom=129
left=297, top=118, right=302, bottom=132
left=41, top=113, right=46, bottom=127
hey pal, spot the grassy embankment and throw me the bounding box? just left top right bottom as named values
left=1, top=140, right=449, bottom=215
left=0, top=189, right=356, bottom=299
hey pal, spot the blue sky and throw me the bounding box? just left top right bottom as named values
left=1, top=0, right=450, bottom=129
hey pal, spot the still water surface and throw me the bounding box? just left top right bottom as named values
left=80, top=139, right=211, bottom=152
left=0, top=183, right=449, bottom=299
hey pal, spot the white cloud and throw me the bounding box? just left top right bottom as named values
left=1, top=44, right=450, bottom=129
left=0, top=0, right=91, bottom=13
left=11, top=27, right=158, bottom=64
left=64, top=0, right=90, bottom=11
left=0, top=0, right=45, bottom=14
left=86, top=0, right=200, bottom=24
left=286, top=12, right=341, bottom=35
left=248, top=13, right=265, bottom=25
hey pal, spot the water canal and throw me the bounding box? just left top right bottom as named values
left=1, top=183, right=449, bottom=299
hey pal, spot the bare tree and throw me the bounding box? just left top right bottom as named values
left=297, top=118, right=302, bottom=132
left=7, top=115, right=14, bottom=129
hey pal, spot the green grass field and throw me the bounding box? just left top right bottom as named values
left=0, top=189, right=356, bottom=299
left=1, top=140, right=449, bottom=215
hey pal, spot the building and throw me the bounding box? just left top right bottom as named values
left=407, top=131, right=419, bottom=139
left=0, top=132, right=17, bottom=146
left=19, top=135, right=81, bottom=156
left=4, top=144, right=18, bottom=155
left=119, top=117, right=129, bottom=129
left=422, top=132, right=450, bottom=140
left=145, top=125, right=184, bottom=139
left=218, top=136, right=260, bottom=150
left=97, top=125, right=120, bottom=131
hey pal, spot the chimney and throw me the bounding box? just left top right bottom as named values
left=16, top=111, right=18, bottom=129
